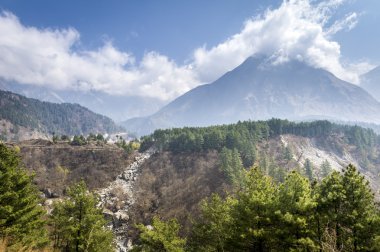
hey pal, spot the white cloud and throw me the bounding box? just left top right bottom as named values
left=326, top=12, right=359, bottom=35
left=0, top=0, right=370, bottom=100
left=192, top=0, right=366, bottom=84
left=0, top=12, right=198, bottom=100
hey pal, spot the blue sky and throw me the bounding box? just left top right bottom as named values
left=0, top=0, right=379, bottom=100
left=0, top=0, right=279, bottom=62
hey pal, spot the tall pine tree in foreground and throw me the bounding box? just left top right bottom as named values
left=131, top=216, right=186, bottom=252
left=50, top=181, right=114, bottom=252
left=182, top=164, right=380, bottom=251
left=340, top=165, right=380, bottom=251
left=188, top=194, right=236, bottom=251
left=275, top=171, right=317, bottom=251
left=231, top=168, right=277, bottom=251
left=0, top=143, right=48, bottom=251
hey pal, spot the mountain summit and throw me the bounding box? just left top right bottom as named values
left=123, top=56, right=380, bottom=136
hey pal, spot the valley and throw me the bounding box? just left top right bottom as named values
left=2, top=59, right=380, bottom=250
left=1, top=1, right=380, bottom=249
left=3, top=119, right=379, bottom=250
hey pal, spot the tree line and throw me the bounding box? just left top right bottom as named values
left=140, top=119, right=380, bottom=172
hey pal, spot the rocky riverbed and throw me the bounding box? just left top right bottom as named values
left=98, top=147, right=156, bottom=251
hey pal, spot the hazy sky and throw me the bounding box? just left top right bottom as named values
left=0, top=0, right=379, bottom=100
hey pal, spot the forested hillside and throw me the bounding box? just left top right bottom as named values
left=133, top=166, right=380, bottom=251
left=0, top=89, right=122, bottom=140
left=141, top=119, right=380, bottom=174
left=129, top=119, right=380, bottom=249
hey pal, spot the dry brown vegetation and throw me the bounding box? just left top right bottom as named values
left=0, top=238, right=53, bottom=252
left=130, top=150, right=230, bottom=237
left=9, top=139, right=135, bottom=195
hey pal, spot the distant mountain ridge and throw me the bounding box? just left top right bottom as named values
left=123, top=56, right=380, bottom=136
left=0, top=89, right=122, bottom=141
left=0, top=81, right=165, bottom=122
left=361, top=66, right=380, bottom=102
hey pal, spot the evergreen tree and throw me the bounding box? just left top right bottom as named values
left=316, top=170, right=346, bottom=250
left=231, top=168, right=277, bottom=251
left=316, top=165, right=380, bottom=251
left=132, top=216, right=186, bottom=252
left=185, top=163, right=380, bottom=251
left=0, top=143, right=48, bottom=250
left=219, top=148, right=244, bottom=187
left=188, top=194, right=236, bottom=252
left=230, top=149, right=245, bottom=187
left=258, top=152, right=269, bottom=175
left=283, top=145, right=293, bottom=161
left=50, top=181, right=114, bottom=252
left=304, top=158, right=314, bottom=181
left=320, top=160, right=332, bottom=178
left=275, top=171, right=317, bottom=250
left=340, top=165, right=380, bottom=251
left=268, top=160, right=286, bottom=183
left=241, top=142, right=257, bottom=167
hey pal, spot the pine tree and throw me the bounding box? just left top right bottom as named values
left=304, top=158, right=314, bottom=181
left=340, top=164, right=380, bottom=251
left=316, top=170, right=346, bottom=250
left=258, top=152, right=269, bottom=175
left=132, top=216, right=186, bottom=252
left=283, top=145, right=293, bottom=161
left=231, top=167, right=277, bottom=251
left=320, top=159, right=332, bottom=178
left=230, top=148, right=245, bottom=187
left=316, top=165, right=380, bottom=251
left=275, top=171, right=317, bottom=251
left=188, top=194, right=236, bottom=251
left=241, top=142, right=257, bottom=167
left=0, top=143, right=48, bottom=250
left=219, top=148, right=244, bottom=187
left=219, top=147, right=232, bottom=179
left=50, top=181, right=114, bottom=252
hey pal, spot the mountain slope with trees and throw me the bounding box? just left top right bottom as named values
left=133, top=166, right=380, bottom=251
left=130, top=119, right=380, bottom=244
left=0, top=89, right=122, bottom=141
left=0, top=80, right=165, bottom=122
left=1, top=119, right=380, bottom=250
left=2, top=122, right=380, bottom=251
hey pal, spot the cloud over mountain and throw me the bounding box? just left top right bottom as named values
left=0, top=0, right=372, bottom=101
left=191, top=0, right=367, bottom=83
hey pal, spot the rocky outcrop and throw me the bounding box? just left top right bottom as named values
left=98, top=147, right=156, bottom=252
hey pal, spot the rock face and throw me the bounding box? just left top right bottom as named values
left=98, top=147, right=156, bottom=252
